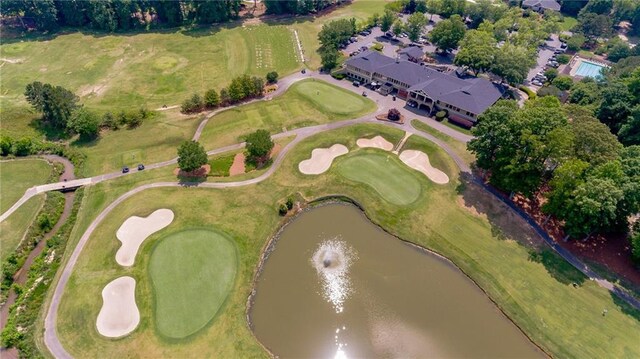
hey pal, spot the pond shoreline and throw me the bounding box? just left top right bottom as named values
left=245, top=195, right=550, bottom=358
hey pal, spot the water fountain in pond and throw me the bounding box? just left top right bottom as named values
left=311, top=239, right=356, bottom=314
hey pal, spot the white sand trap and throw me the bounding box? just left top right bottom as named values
left=356, top=136, right=394, bottom=151
left=116, top=209, right=174, bottom=267
left=299, top=144, right=348, bottom=175
left=96, top=276, right=140, bottom=338
left=399, top=150, right=449, bottom=184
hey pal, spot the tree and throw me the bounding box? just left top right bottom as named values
left=618, top=105, right=640, bottom=145
left=392, top=20, right=405, bottom=37
left=266, top=71, right=279, bottom=84
left=607, top=41, right=631, bottom=62
left=426, top=0, right=442, bottom=21
left=245, top=129, right=274, bottom=165
left=406, top=12, right=427, bottom=43
left=181, top=93, right=204, bottom=113
left=0, top=136, right=13, bottom=156
left=319, top=46, right=339, bottom=71
left=581, top=0, right=613, bottom=15
left=568, top=79, right=602, bottom=106
left=87, top=0, right=117, bottom=32
left=544, top=159, right=590, bottom=218
left=544, top=68, right=559, bottom=82
left=571, top=115, right=622, bottom=165
left=177, top=140, right=208, bottom=173
left=537, top=85, right=563, bottom=99
left=388, top=108, right=401, bottom=121
left=578, top=12, right=613, bottom=40
left=318, top=18, right=356, bottom=50
left=67, top=108, right=100, bottom=139
left=597, top=81, right=634, bottom=134
left=454, top=30, right=496, bottom=75
left=428, top=14, right=466, bottom=52
left=552, top=76, right=573, bottom=91
left=24, top=82, right=79, bottom=129
left=220, top=88, right=231, bottom=106
left=204, top=89, right=220, bottom=108
left=380, top=10, right=395, bottom=32
left=440, top=0, right=465, bottom=17
left=491, top=44, right=534, bottom=85
left=566, top=34, right=587, bottom=51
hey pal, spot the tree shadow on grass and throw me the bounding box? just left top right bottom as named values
left=610, top=290, right=640, bottom=322
left=28, top=118, right=71, bottom=141
left=528, top=249, right=587, bottom=286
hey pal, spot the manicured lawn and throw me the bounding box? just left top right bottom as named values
left=337, top=152, right=422, bottom=205
left=411, top=119, right=476, bottom=165
left=0, top=25, right=300, bottom=112
left=0, top=159, right=52, bottom=212
left=149, top=229, right=237, bottom=339
left=208, top=154, right=236, bottom=177
left=199, top=79, right=376, bottom=150
left=559, top=16, right=578, bottom=32
left=0, top=195, right=45, bottom=262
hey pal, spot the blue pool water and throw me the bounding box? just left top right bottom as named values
left=575, top=60, right=606, bottom=78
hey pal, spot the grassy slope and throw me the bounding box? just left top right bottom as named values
left=52, top=123, right=640, bottom=359
left=559, top=16, right=578, bottom=32
left=0, top=195, right=45, bottom=262
left=0, top=159, right=52, bottom=212
left=337, top=152, right=422, bottom=205
left=199, top=79, right=376, bottom=150
left=149, top=229, right=237, bottom=339
left=411, top=119, right=476, bottom=165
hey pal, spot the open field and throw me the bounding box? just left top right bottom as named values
left=0, top=159, right=52, bottom=212
left=0, top=195, right=45, bottom=262
left=0, top=25, right=300, bottom=112
left=199, top=79, right=375, bottom=150
left=149, top=229, right=237, bottom=339
left=337, top=151, right=422, bottom=205
left=49, top=123, right=640, bottom=358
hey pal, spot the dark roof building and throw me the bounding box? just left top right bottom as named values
left=343, top=51, right=502, bottom=126
left=522, top=0, right=561, bottom=12
left=398, top=47, right=424, bottom=62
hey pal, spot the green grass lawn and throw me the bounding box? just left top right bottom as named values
left=559, top=16, right=578, bottom=32
left=411, top=119, right=476, bottom=165
left=0, top=159, right=52, bottom=212
left=52, top=123, right=640, bottom=358
left=208, top=154, right=236, bottom=177
left=149, top=229, right=237, bottom=339
left=337, top=152, right=422, bottom=205
left=199, top=79, right=376, bottom=150
left=0, top=195, right=45, bottom=262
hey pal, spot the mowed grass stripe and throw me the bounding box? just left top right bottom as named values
left=0, top=159, right=52, bottom=212
left=337, top=152, right=422, bottom=205
left=149, top=229, right=237, bottom=339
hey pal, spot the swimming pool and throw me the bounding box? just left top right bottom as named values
left=574, top=60, right=606, bottom=78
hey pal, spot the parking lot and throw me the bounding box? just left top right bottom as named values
left=526, top=34, right=566, bottom=89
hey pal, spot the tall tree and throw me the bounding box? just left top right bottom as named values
left=619, top=105, right=640, bottom=145
left=245, top=129, right=274, bottom=165
left=24, top=82, right=79, bottom=129
left=440, top=0, right=465, bottom=17
left=428, top=14, right=466, bottom=52
left=406, top=12, right=427, bottom=42
left=54, top=0, right=88, bottom=27
left=578, top=12, right=613, bottom=40
left=571, top=115, right=622, bottom=165
left=87, top=0, right=117, bottom=32
left=67, top=107, right=100, bottom=139
left=152, top=0, right=184, bottom=26
left=177, top=140, right=208, bottom=173
left=597, top=81, right=634, bottom=134
left=380, top=10, right=395, bottom=32
left=491, top=44, right=534, bottom=85
left=454, top=29, right=496, bottom=75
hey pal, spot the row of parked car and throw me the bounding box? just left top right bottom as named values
left=348, top=46, right=370, bottom=57
left=531, top=41, right=568, bottom=86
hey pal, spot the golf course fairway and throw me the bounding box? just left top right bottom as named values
left=149, top=229, right=237, bottom=339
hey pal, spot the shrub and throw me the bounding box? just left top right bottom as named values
left=286, top=197, right=294, bottom=210
left=266, top=71, right=279, bottom=84
left=435, top=110, right=447, bottom=120
left=552, top=75, right=573, bottom=91
left=181, top=93, right=204, bottom=114
left=331, top=72, right=346, bottom=80
left=537, top=85, right=563, bottom=99
left=556, top=54, right=570, bottom=64
left=204, top=89, right=220, bottom=108
left=518, top=85, right=537, bottom=99
left=101, top=112, right=118, bottom=130
left=245, top=129, right=274, bottom=166
left=278, top=203, right=288, bottom=216
left=388, top=108, right=401, bottom=121
left=544, top=68, right=558, bottom=82
left=13, top=137, right=33, bottom=156
left=371, top=42, right=384, bottom=52
left=567, top=34, right=587, bottom=51
left=0, top=136, right=13, bottom=156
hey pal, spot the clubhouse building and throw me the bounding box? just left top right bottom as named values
left=343, top=50, right=502, bottom=127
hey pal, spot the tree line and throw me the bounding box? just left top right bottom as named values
left=24, top=81, right=152, bottom=140
left=263, top=0, right=342, bottom=15
left=2, top=0, right=243, bottom=32
left=469, top=96, right=640, bottom=242
left=181, top=72, right=277, bottom=114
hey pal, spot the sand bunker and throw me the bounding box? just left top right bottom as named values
left=399, top=150, right=449, bottom=184
left=116, top=209, right=174, bottom=267
left=298, top=144, right=348, bottom=175
left=356, top=136, right=394, bottom=151
left=96, top=276, right=140, bottom=338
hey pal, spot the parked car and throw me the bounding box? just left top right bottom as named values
left=532, top=80, right=543, bottom=86
left=554, top=48, right=565, bottom=54
left=407, top=100, right=418, bottom=108
left=137, top=164, right=145, bottom=171
left=122, top=166, right=130, bottom=173
left=353, top=80, right=360, bottom=87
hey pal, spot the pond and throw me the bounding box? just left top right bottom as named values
left=250, top=203, right=544, bottom=358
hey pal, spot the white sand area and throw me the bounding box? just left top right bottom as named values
left=298, top=144, right=348, bottom=175
left=356, top=136, right=394, bottom=151
left=399, top=150, right=449, bottom=184
left=96, top=276, right=140, bottom=338
left=115, top=208, right=174, bottom=267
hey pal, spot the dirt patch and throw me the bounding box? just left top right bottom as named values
left=229, top=153, right=246, bottom=176
left=173, top=164, right=211, bottom=177
left=0, top=58, right=23, bottom=64
left=270, top=143, right=282, bottom=158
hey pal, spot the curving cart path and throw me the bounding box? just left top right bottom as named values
left=0, top=71, right=631, bottom=358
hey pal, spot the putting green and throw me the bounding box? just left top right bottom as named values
left=149, top=229, right=237, bottom=339
left=295, top=80, right=371, bottom=115
left=337, top=152, right=421, bottom=205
